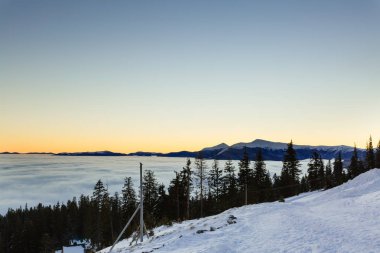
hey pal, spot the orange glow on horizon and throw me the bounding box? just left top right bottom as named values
left=1, top=132, right=374, bottom=154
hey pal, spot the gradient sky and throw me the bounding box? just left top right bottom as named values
left=1, top=0, right=379, bottom=153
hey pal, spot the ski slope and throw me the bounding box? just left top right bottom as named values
left=100, top=169, right=380, bottom=253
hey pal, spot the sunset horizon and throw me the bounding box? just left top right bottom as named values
left=1, top=1, right=379, bottom=155
left=1, top=1, right=380, bottom=252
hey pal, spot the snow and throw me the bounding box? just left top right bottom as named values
left=100, top=169, right=380, bottom=253
left=231, top=139, right=289, bottom=150
left=63, top=246, right=84, bottom=253
left=229, top=139, right=356, bottom=152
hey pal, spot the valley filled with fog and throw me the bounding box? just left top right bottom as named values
left=0, top=154, right=313, bottom=214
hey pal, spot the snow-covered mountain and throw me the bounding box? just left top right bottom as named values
left=126, top=139, right=359, bottom=161
left=231, top=139, right=289, bottom=150
left=201, top=143, right=229, bottom=152
left=229, top=139, right=355, bottom=152
left=199, top=139, right=356, bottom=154
left=100, top=169, right=380, bottom=253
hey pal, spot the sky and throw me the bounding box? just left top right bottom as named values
left=1, top=0, right=379, bottom=153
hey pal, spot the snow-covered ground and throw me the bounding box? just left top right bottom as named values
left=100, top=169, right=380, bottom=253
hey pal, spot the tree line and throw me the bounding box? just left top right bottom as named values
left=0, top=137, right=379, bottom=252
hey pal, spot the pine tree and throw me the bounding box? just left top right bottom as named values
left=349, top=145, right=360, bottom=179
left=307, top=151, right=324, bottom=190
left=92, top=180, right=106, bottom=211
left=280, top=141, right=301, bottom=197
left=208, top=159, right=223, bottom=209
left=223, top=159, right=238, bottom=208
left=141, top=170, right=159, bottom=228
left=91, top=179, right=107, bottom=248
left=194, top=152, right=207, bottom=218
left=168, top=171, right=181, bottom=221
left=375, top=140, right=380, bottom=169
left=120, top=177, right=137, bottom=237
left=155, top=184, right=169, bottom=223
left=238, top=147, right=253, bottom=205
left=78, top=194, right=92, bottom=240
left=325, top=159, right=333, bottom=189
left=333, top=152, right=344, bottom=186
left=300, top=175, right=309, bottom=193
left=39, top=233, right=55, bottom=253
left=143, top=170, right=159, bottom=215
left=365, top=136, right=375, bottom=171
left=100, top=185, right=112, bottom=246
left=253, top=148, right=271, bottom=202
left=317, top=155, right=325, bottom=189
left=307, top=152, right=319, bottom=191
left=121, top=177, right=137, bottom=216
left=180, top=158, right=192, bottom=220
left=110, top=192, right=121, bottom=241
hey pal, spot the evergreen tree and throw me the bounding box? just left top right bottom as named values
left=91, top=179, right=107, bottom=248
left=333, top=152, right=344, bottom=186
left=280, top=141, right=301, bottom=197
left=155, top=184, right=169, bottom=224
left=99, top=185, right=112, bottom=246
left=143, top=170, right=159, bottom=210
left=121, top=177, right=137, bottom=236
left=110, top=192, right=121, bottom=241
left=143, top=170, right=159, bottom=226
left=317, top=156, right=325, bottom=189
left=272, top=173, right=281, bottom=200
left=223, top=159, right=238, bottom=208
left=238, top=147, right=253, bottom=205
left=365, top=136, right=375, bottom=171
left=78, top=194, right=92, bottom=240
left=181, top=158, right=192, bottom=220
left=252, top=149, right=271, bottom=202
left=39, top=233, right=55, bottom=253
left=194, top=152, right=207, bottom=218
left=349, top=145, right=360, bottom=179
left=121, top=177, right=137, bottom=216
left=168, top=171, right=181, bottom=221
left=208, top=159, right=223, bottom=210
left=307, top=151, right=324, bottom=190
left=375, top=140, right=380, bottom=169
left=92, top=180, right=106, bottom=211
left=300, top=175, right=309, bottom=193
left=307, top=152, right=319, bottom=191
left=325, top=160, right=333, bottom=189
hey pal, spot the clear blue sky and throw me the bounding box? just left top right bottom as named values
left=1, top=0, right=379, bottom=152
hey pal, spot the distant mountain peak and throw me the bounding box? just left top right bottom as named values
left=231, top=139, right=288, bottom=150
left=201, top=143, right=230, bottom=152
left=55, top=151, right=127, bottom=156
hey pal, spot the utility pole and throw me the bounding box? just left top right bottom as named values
left=109, top=163, right=144, bottom=253
left=140, top=162, right=143, bottom=242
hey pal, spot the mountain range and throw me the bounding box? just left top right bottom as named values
left=127, top=139, right=363, bottom=161
left=2, top=139, right=364, bottom=161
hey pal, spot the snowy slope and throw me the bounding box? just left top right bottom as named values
left=100, top=169, right=380, bottom=253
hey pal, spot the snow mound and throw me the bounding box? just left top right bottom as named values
left=100, top=169, right=380, bottom=253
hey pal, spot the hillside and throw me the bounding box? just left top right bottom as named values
left=100, top=169, right=380, bottom=253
